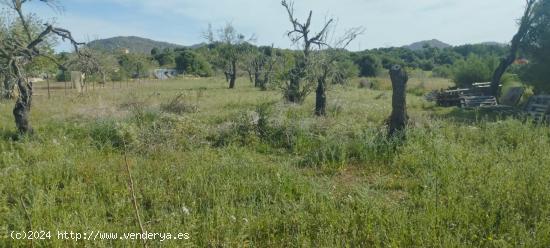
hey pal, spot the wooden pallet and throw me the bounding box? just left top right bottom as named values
left=460, top=95, right=498, bottom=108
left=525, top=95, right=550, bottom=122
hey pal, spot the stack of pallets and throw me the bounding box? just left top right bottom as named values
left=432, top=82, right=500, bottom=108
left=460, top=95, right=498, bottom=108
left=524, top=95, right=550, bottom=122
left=435, top=88, right=469, bottom=107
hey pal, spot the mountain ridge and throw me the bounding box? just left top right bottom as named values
left=87, top=36, right=509, bottom=54
left=87, top=36, right=185, bottom=54
left=402, top=39, right=452, bottom=50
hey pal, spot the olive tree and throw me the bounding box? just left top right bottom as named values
left=204, top=23, right=252, bottom=89
left=0, top=0, right=84, bottom=134
left=243, top=45, right=278, bottom=90
left=521, top=0, right=550, bottom=93
left=281, top=0, right=334, bottom=103
left=313, top=28, right=363, bottom=116
left=281, top=0, right=363, bottom=114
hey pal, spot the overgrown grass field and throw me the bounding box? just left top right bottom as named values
left=1, top=76, right=550, bottom=247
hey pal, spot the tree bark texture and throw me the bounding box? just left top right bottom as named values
left=315, top=69, right=328, bottom=116
left=13, top=77, right=33, bottom=134
left=388, top=65, right=408, bottom=138
left=229, top=60, right=237, bottom=89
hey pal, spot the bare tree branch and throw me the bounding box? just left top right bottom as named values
left=0, top=0, right=85, bottom=134
left=281, top=0, right=334, bottom=54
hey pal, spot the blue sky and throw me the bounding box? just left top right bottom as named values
left=24, top=0, right=527, bottom=51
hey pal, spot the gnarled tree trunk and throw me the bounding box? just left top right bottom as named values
left=13, top=77, right=33, bottom=134
left=490, top=55, right=516, bottom=98
left=229, top=60, right=237, bottom=89
left=261, top=59, right=274, bottom=91
left=287, top=76, right=301, bottom=102
left=315, top=79, right=326, bottom=116
left=388, top=65, right=408, bottom=138
left=254, top=71, right=261, bottom=88
left=315, top=68, right=328, bottom=116
left=224, top=70, right=230, bottom=83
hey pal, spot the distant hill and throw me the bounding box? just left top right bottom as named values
left=403, top=39, right=452, bottom=50
left=87, top=36, right=185, bottom=54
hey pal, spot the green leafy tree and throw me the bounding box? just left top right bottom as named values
left=281, top=0, right=334, bottom=103
left=175, top=49, right=213, bottom=77
left=521, top=0, right=550, bottom=93
left=204, top=23, right=251, bottom=89
left=152, top=48, right=175, bottom=67
left=452, top=55, right=496, bottom=88
left=1, top=12, right=57, bottom=98
left=118, top=53, right=155, bottom=79
left=330, top=51, right=360, bottom=85
left=0, top=0, right=84, bottom=134
left=242, top=45, right=279, bottom=90
left=354, top=53, right=381, bottom=77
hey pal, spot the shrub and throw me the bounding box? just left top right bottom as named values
left=160, top=93, right=199, bottom=115
left=208, top=111, right=261, bottom=147
left=452, top=55, right=495, bottom=88
left=368, top=78, right=392, bottom=91
left=432, top=65, right=453, bottom=78
left=175, top=50, right=213, bottom=77
left=419, top=59, right=434, bottom=71
left=354, top=53, right=382, bottom=77
left=89, top=120, right=137, bottom=150
left=332, top=59, right=360, bottom=85
left=299, top=129, right=399, bottom=171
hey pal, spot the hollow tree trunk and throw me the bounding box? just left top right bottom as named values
left=13, top=77, right=33, bottom=134
left=229, top=60, right=237, bottom=89
left=388, top=65, right=408, bottom=138
left=315, top=77, right=327, bottom=116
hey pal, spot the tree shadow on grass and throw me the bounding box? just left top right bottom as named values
left=0, top=129, right=18, bottom=141
left=0, top=128, right=30, bottom=141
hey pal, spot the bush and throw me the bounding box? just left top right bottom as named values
left=332, top=59, right=360, bottom=85
left=452, top=55, right=495, bottom=88
left=299, top=129, right=399, bottom=171
left=368, top=78, right=392, bottom=91
left=89, top=120, right=137, bottom=150
left=432, top=65, right=453, bottom=78
left=419, top=59, right=434, bottom=71
left=175, top=50, right=213, bottom=77
left=208, top=111, right=261, bottom=147
left=354, top=53, right=382, bottom=77
left=160, top=93, right=199, bottom=114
